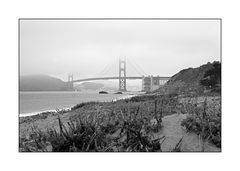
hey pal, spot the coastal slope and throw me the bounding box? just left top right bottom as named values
left=20, top=75, right=67, bottom=91
left=154, top=61, right=221, bottom=95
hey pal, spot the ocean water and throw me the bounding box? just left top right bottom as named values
left=19, top=91, right=140, bottom=116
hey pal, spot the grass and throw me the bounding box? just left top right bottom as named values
left=20, top=100, right=165, bottom=152
left=19, top=94, right=221, bottom=152
left=71, top=101, right=103, bottom=111
left=181, top=98, right=221, bottom=148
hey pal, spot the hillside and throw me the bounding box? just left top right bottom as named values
left=74, top=82, right=104, bottom=91
left=154, top=61, right=221, bottom=95
left=20, top=75, right=67, bottom=91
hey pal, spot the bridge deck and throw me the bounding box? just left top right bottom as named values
left=71, top=76, right=170, bottom=83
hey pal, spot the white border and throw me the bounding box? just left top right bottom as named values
left=1, top=0, right=240, bottom=171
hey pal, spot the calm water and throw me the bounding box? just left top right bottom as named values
left=20, top=91, right=139, bottom=116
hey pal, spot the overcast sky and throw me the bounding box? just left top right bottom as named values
left=20, top=19, right=220, bottom=81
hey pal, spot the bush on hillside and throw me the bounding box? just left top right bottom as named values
left=200, top=62, right=221, bottom=92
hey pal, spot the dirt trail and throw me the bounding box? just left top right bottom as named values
left=154, top=114, right=220, bottom=152
left=20, top=112, right=220, bottom=152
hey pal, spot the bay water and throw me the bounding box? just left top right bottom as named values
left=19, top=91, right=140, bottom=116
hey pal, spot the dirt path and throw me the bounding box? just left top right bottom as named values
left=154, top=114, right=220, bottom=152
left=20, top=112, right=220, bottom=152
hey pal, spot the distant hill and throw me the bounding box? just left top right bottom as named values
left=75, top=82, right=104, bottom=91
left=75, top=82, right=119, bottom=91
left=153, top=61, right=221, bottom=95
left=20, top=75, right=67, bottom=91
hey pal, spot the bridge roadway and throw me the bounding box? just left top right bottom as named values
left=70, top=76, right=171, bottom=83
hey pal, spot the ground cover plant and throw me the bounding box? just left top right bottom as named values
left=19, top=95, right=184, bottom=152
left=19, top=94, right=221, bottom=152
left=181, top=98, right=221, bottom=148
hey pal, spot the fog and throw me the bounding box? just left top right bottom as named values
left=20, top=19, right=220, bottom=81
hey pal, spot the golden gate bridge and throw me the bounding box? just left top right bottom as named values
left=67, top=58, right=170, bottom=92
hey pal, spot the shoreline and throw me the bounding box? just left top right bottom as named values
left=19, top=94, right=139, bottom=117
left=19, top=108, right=70, bottom=117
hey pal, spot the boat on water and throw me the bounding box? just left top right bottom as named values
left=114, top=91, right=123, bottom=94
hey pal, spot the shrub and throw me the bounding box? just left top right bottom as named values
left=181, top=98, right=221, bottom=148
left=71, top=101, right=101, bottom=110
left=20, top=98, right=186, bottom=152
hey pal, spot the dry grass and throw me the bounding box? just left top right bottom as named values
left=19, top=94, right=221, bottom=152
left=181, top=98, right=221, bottom=148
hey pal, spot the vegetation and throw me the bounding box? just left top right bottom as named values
left=20, top=101, right=163, bottom=152
left=20, top=94, right=188, bottom=152
left=126, top=94, right=159, bottom=102
left=154, top=61, right=221, bottom=95
left=200, top=62, right=221, bottom=93
left=71, top=101, right=102, bottom=110
left=20, top=93, right=221, bottom=152
left=181, top=98, right=221, bottom=148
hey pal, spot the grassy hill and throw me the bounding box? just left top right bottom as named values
left=153, top=61, right=221, bottom=95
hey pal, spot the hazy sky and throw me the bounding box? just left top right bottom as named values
left=20, top=19, right=220, bottom=81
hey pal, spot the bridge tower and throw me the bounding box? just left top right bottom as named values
left=119, top=58, right=127, bottom=91
left=67, top=74, right=74, bottom=90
